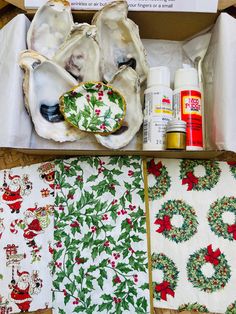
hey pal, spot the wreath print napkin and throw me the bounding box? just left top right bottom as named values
left=53, top=156, right=150, bottom=314
left=147, top=159, right=236, bottom=313
left=0, top=162, right=54, bottom=313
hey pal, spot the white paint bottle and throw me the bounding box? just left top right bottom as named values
left=143, top=66, right=173, bottom=150
left=173, top=68, right=203, bottom=151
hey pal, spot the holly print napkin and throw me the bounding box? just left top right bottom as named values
left=0, top=162, right=54, bottom=313
left=148, top=159, right=236, bottom=313
left=53, top=156, right=150, bottom=314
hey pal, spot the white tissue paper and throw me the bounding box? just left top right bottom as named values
left=0, top=15, right=32, bottom=148
left=203, top=13, right=236, bottom=152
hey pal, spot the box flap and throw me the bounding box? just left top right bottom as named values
left=4, top=0, right=236, bottom=11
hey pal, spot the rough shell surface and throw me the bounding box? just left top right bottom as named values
left=19, top=51, right=84, bottom=142
left=27, top=0, right=73, bottom=59
left=95, top=66, right=143, bottom=149
left=92, top=0, right=148, bottom=83
left=53, top=23, right=101, bottom=82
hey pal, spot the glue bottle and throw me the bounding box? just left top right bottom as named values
left=173, top=68, right=203, bottom=150
left=143, top=66, right=173, bottom=150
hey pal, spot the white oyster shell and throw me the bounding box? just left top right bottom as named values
left=92, top=0, right=148, bottom=83
left=19, top=51, right=84, bottom=142
left=27, top=0, right=73, bottom=59
left=53, top=23, right=101, bottom=82
left=95, top=66, right=143, bottom=149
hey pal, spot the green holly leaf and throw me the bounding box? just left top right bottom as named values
left=64, top=294, right=70, bottom=305
left=116, top=262, right=132, bottom=274
left=87, top=174, right=98, bottom=183
left=74, top=306, right=85, bottom=313
left=97, top=276, right=104, bottom=290
left=87, top=265, right=97, bottom=272
left=91, top=246, right=99, bottom=260
left=140, top=283, right=149, bottom=290
left=59, top=308, right=66, bottom=314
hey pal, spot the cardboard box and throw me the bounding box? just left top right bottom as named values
left=1, top=0, right=236, bottom=160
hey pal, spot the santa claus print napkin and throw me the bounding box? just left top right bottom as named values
left=53, top=156, right=151, bottom=314
left=147, top=159, right=236, bottom=313
left=0, top=162, right=54, bottom=313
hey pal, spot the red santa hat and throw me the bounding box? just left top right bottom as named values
left=9, top=174, right=20, bottom=180
left=17, top=270, right=29, bottom=276
left=26, top=207, right=37, bottom=213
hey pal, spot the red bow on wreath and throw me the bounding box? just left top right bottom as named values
left=227, top=161, right=236, bottom=167
left=205, top=244, right=221, bottom=266
left=227, top=224, right=236, bottom=240
left=155, top=215, right=172, bottom=233
left=182, top=172, right=199, bottom=191
left=155, top=281, right=175, bottom=301
left=148, top=160, right=163, bottom=177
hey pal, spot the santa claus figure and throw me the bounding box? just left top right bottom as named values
left=1, top=174, right=32, bottom=214
left=38, top=163, right=55, bottom=191
left=10, top=270, right=32, bottom=312
left=23, top=207, right=45, bottom=246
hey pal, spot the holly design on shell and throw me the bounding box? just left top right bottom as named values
left=147, top=159, right=171, bottom=200
left=180, top=160, right=221, bottom=191
left=155, top=199, right=198, bottom=243
left=152, top=253, right=179, bottom=302
left=187, top=245, right=231, bottom=293
left=208, top=196, right=236, bottom=241
left=60, top=82, right=126, bottom=134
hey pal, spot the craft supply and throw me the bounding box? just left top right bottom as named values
left=173, top=68, right=203, bottom=151
left=166, top=119, right=186, bottom=150
left=143, top=66, right=173, bottom=151
left=60, top=81, right=126, bottom=135
left=53, top=156, right=151, bottom=314
left=0, top=162, right=54, bottom=313
left=147, top=158, right=236, bottom=314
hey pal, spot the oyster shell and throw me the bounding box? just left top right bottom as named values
left=19, top=51, right=84, bottom=142
left=92, top=0, right=148, bottom=83
left=27, top=0, right=73, bottom=59
left=95, top=66, right=143, bottom=149
left=53, top=23, right=101, bottom=82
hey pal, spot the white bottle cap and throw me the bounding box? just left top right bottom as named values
left=147, top=66, right=170, bottom=88
left=174, top=67, right=199, bottom=90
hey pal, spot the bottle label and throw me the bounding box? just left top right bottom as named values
left=143, top=88, right=172, bottom=150
left=174, top=90, right=203, bottom=149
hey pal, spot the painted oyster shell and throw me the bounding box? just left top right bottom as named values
left=53, top=23, right=101, bottom=82
left=19, top=51, right=84, bottom=142
left=27, top=0, right=73, bottom=59
left=95, top=66, right=143, bottom=149
left=60, top=81, right=126, bottom=134
left=92, top=0, right=148, bottom=83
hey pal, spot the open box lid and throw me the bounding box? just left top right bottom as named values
left=3, top=0, right=236, bottom=11
left=2, top=0, right=236, bottom=40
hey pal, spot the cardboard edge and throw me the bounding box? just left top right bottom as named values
left=12, top=148, right=236, bottom=161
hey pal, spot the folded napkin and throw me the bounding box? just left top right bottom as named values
left=0, top=162, right=54, bottom=313
left=148, top=159, right=236, bottom=313
left=53, top=156, right=150, bottom=314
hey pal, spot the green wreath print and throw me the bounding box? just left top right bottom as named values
left=227, top=161, right=236, bottom=180
left=180, top=160, right=221, bottom=191
left=152, top=253, right=179, bottom=302
left=187, top=245, right=231, bottom=293
left=208, top=196, right=236, bottom=241
left=155, top=200, right=198, bottom=243
left=147, top=159, right=171, bottom=200
left=226, top=300, right=236, bottom=314
left=178, top=303, right=209, bottom=312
